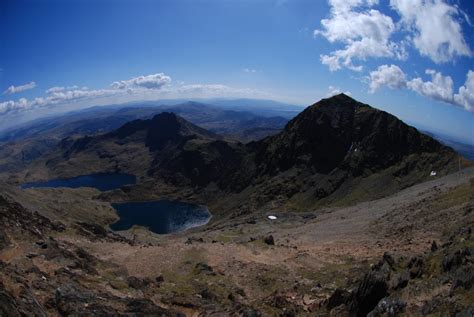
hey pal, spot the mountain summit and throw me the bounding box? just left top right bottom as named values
left=256, top=93, right=449, bottom=175
left=249, top=94, right=458, bottom=206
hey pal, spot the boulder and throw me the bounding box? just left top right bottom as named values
left=367, top=297, right=405, bottom=317
left=263, top=235, right=275, bottom=245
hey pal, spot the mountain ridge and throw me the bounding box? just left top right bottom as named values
left=30, top=94, right=464, bottom=213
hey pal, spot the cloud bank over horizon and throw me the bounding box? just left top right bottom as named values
left=0, top=73, right=270, bottom=118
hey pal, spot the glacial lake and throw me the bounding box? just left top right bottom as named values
left=110, top=200, right=212, bottom=234
left=20, top=173, right=136, bottom=191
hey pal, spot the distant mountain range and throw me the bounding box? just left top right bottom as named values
left=421, top=130, right=474, bottom=161
left=0, top=100, right=291, bottom=174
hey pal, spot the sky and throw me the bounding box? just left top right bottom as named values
left=0, top=0, right=473, bottom=144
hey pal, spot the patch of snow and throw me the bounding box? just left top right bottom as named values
left=268, top=215, right=277, bottom=220
left=430, top=171, right=437, bottom=176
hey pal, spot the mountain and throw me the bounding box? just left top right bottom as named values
left=0, top=100, right=292, bottom=144
left=41, top=112, right=248, bottom=189
left=422, top=130, right=474, bottom=161
left=30, top=94, right=464, bottom=212
left=157, top=101, right=288, bottom=142
left=0, top=102, right=288, bottom=175
left=208, top=98, right=304, bottom=118
left=248, top=94, right=459, bottom=204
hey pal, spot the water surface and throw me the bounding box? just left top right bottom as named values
left=110, top=200, right=211, bottom=234
left=20, top=173, right=136, bottom=191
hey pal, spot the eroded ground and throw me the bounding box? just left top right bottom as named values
left=1, top=168, right=473, bottom=316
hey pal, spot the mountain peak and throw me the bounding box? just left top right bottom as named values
left=314, top=93, right=361, bottom=109
left=151, top=111, right=179, bottom=121
left=258, top=94, right=455, bottom=178
left=331, top=92, right=354, bottom=100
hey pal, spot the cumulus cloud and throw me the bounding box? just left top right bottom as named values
left=0, top=87, right=115, bottom=115
left=316, top=0, right=471, bottom=71
left=316, top=0, right=406, bottom=71
left=0, top=72, right=269, bottom=117
left=390, top=0, right=472, bottom=63
left=0, top=73, right=173, bottom=115
left=369, top=64, right=407, bottom=92
left=369, top=64, right=474, bottom=111
left=111, top=73, right=171, bottom=90
left=3, top=82, right=36, bottom=95
left=407, top=69, right=454, bottom=104
left=0, top=98, right=29, bottom=114
left=454, top=70, right=474, bottom=111
left=45, top=85, right=81, bottom=94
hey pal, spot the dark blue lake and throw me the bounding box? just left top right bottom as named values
left=110, top=200, right=212, bottom=234
left=20, top=173, right=136, bottom=191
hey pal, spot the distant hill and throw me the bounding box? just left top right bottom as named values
left=421, top=130, right=474, bottom=161
left=207, top=98, right=304, bottom=118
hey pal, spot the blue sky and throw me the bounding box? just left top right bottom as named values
left=0, top=0, right=473, bottom=144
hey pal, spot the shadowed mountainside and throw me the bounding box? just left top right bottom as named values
left=245, top=94, right=461, bottom=207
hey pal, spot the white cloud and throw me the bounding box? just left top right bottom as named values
left=407, top=69, right=454, bottom=104
left=45, top=85, right=81, bottom=94
left=454, top=70, right=474, bottom=111
left=368, top=64, right=474, bottom=112
left=243, top=68, right=258, bottom=73
left=0, top=87, right=116, bottom=115
left=320, top=54, right=342, bottom=71
left=390, top=0, right=472, bottom=63
left=316, top=0, right=406, bottom=71
left=0, top=72, right=269, bottom=117
left=45, top=86, right=65, bottom=94
left=316, top=0, right=471, bottom=71
left=369, top=64, right=407, bottom=92
left=0, top=98, right=29, bottom=114
left=3, top=81, right=36, bottom=95
left=111, top=73, right=171, bottom=90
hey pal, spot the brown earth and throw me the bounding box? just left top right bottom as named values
left=1, top=167, right=472, bottom=316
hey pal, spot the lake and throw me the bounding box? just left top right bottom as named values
left=20, top=173, right=136, bottom=191
left=110, top=200, right=212, bottom=234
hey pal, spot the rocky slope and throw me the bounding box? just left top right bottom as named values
left=1, top=165, right=472, bottom=316
left=0, top=193, right=184, bottom=316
